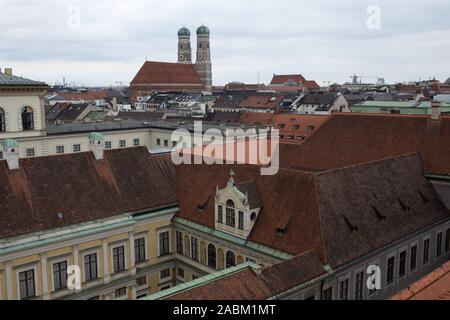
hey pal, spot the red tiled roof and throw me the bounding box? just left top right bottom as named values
left=167, top=250, right=325, bottom=300
left=59, top=91, right=108, bottom=101
left=273, top=114, right=330, bottom=144
left=238, top=112, right=274, bottom=125
left=270, top=74, right=306, bottom=85
left=391, top=261, right=450, bottom=300
left=239, top=95, right=285, bottom=110
left=280, top=113, right=450, bottom=176
left=130, top=61, right=203, bottom=91
left=0, top=148, right=177, bottom=239
left=304, top=80, right=320, bottom=91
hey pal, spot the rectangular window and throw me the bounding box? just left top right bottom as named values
left=218, top=206, right=223, bottom=223
left=164, top=140, right=168, bottom=147
left=115, top=287, right=126, bottom=298
left=322, top=287, right=333, bottom=300
left=73, top=144, right=81, bottom=152
left=354, top=271, right=363, bottom=300
left=177, top=268, right=185, bottom=278
left=119, top=140, right=126, bottom=147
left=399, top=251, right=406, bottom=278
left=410, top=245, right=417, bottom=271
left=56, top=145, right=65, bottom=154
left=134, top=237, right=146, bottom=263
left=191, top=236, right=199, bottom=261
left=339, top=279, right=348, bottom=300
left=105, top=141, right=112, bottom=149
left=157, top=138, right=161, bottom=145
left=423, top=239, right=430, bottom=265
left=176, top=231, right=183, bottom=255
left=238, top=211, right=244, bottom=230
left=113, top=246, right=126, bottom=273
left=136, top=276, right=147, bottom=287
left=133, top=138, right=140, bottom=146
left=19, top=269, right=36, bottom=300
left=160, top=268, right=170, bottom=279
left=446, top=228, right=450, bottom=253
left=0, top=151, right=3, bottom=160
left=172, top=141, right=177, bottom=148
left=26, top=148, right=35, bottom=157
left=387, top=256, right=395, bottom=285
left=84, top=253, right=98, bottom=281
left=159, top=231, right=170, bottom=256
left=226, top=208, right=235, bottom=227
left=436, top=232, right=443, bottom=257
left=53, top=260, right=68, bottom=291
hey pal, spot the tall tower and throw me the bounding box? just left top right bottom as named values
left=177, top=26, right=192, bottom=63
left=194, top=25, right=212, bottom=91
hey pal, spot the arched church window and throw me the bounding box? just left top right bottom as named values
left=226, top=251, right=236, bottom=268
left=208, top=244, right=216, bottom=269
left=225, top=200, right=235, bottom=227
left=21, top=106, right=34, bottom=131
left=0, top=108, right=5, bottom=132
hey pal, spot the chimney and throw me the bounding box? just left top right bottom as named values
left=88, top=132, right=104, bottom=160
left=4, top=68, right=13, bottom=76
left=2, top=139, right=19, bottom=170
left=431, top=101, right=441, bottom=121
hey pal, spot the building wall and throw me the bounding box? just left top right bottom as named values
left=0, top=208, right=177, bottom=300
left=280, top=219, right=450, bottom=300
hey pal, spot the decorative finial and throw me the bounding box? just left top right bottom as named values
left=229, top=169, right=235, bottom=185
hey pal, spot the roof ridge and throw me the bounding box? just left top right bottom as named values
left=314, top=152, right=421, bottom=177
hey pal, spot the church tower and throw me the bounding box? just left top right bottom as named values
left=194, top=25, right=212, bottom=91
left=177, top=26, right=192, bottom=63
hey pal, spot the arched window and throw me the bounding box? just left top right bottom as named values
left=21, top=106, right=34, bottom=131
left=225, top=200, right=235, bottom=227
left=226, top=251, right=236, bottom=268
left=208, top=244, right=216, bottom=269
left=0, top=108, right=5, bottom=132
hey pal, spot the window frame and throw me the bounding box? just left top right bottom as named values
left=134, top=235, right=147, bottom=264
left=21, top=106, right=34, bottom=131
left=111, top=244, right=127, bottom=274
left=225, top=251, right=236, bottom=268
left=82, top=250, right=99, bottom=282
left=51, top=258, right=69, bottom=292
left=157, top=229, right=171, bottom=257
left=16, top=264, right=38, bottom=300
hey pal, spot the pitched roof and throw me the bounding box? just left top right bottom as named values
left=175, top=154, right=449, bottom=267
left=58, top=91, right=108, bottom=101
left=239, top=95, right=285, bottom=110
left=165, top=250, right=325, bottom=300
left=0, top=147, right=177, bottom=239
left=238, top=112, right=274, bottom=126
left=273, top=114, right=330, bottom=144
left=235, top=180, right=261, bottom=209
left=0, top=71, right=47, bottom=87
left=279, top=113, right=450, bottom=176
left=130, top=61, right=203, bottom=88
left=270, top=74, right=307, bottom=85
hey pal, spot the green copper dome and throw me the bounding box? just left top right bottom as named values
left=178, top=26, right=191, bottom=36
left=2, top=138, right=18, bottom=148
left=196, top=25, right=210, bottom=35
left=88, top=132, right=104, bottom=141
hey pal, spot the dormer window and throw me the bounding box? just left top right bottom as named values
left=214, top=170, right=262, bottom=239
left=225, top=200, right=235, bottom=227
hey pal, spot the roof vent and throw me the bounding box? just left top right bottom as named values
left=371, top=204, right=386, bottom=221
left=398, top=198, right=411, bottom=212
left=418, top=190, right=431, bottom=204
left=57, top=212, right=64, bottom=220
left=343, top=215, right=358, bottom=232
left=197, top=195, right=211, bottom=213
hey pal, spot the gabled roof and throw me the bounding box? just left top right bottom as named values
left=0, top=147, right=177, bottom=239
left=235, top=180, right=261, bottom=209
left=130, top=61, right=203, bottom=87
left=175, top=154, right=449, bottom=267
left=270, top=74, right=307, bottom=85
left=239, top=95, right=285, bottom=110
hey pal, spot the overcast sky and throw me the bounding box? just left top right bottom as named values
left=0, top=0, right=449, bottom=87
